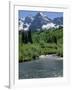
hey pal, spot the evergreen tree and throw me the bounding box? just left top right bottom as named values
left=28, top=29, right=32, bottom=43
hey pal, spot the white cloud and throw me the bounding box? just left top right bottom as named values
left=42, top=23, right=55, bottom=29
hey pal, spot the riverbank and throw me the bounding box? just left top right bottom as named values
left=19, top=43, right=63, bottom=63
left=39, top=54, right=63, bottom=60
left=19, top=54, right=63, bottom=63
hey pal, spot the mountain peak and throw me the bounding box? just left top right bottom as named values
left=24, top=16, right=33, bottom=24
left=37, top=12, right=44, bottom=16
left=29, top=12, right=52, bottom=30
left=35, top=12, right=45, bottom=19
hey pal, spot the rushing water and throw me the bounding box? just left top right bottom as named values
left=19, top=55, right=63, bottom=79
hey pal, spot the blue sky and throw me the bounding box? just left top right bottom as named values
left=19, top=10, right=63, bottom=20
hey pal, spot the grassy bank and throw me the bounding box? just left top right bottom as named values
left=19, top=43, right=63, bottom=62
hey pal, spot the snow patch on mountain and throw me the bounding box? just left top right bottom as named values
left=19, top=19, right=24, bottom=30
left=23, top=23, right=30, bottom=31
left=42, top=23, right=55, bottom=29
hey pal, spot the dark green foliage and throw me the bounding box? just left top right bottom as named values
left=56, top=44, right=63, bottom=57
left=19, top=28, right=63, bottom=62
left=19, top=29, right=33, bottom=44
left=28, top=29, right=33, bottom=43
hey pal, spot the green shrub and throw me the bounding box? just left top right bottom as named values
left=19, top=43, right=41, bottom=62
left=56, top=44, right=63, bottom=57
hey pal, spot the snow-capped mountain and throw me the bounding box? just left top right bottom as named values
left=19, top=12, right=63, bottom=31
left=24, top=16, right=34, bottom=24
left=19, top=16, right=34, bottom=31
left=29, top=12, right=53, bottom=31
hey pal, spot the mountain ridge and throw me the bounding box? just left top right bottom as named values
left=19, top=12, right=63, bottom=31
